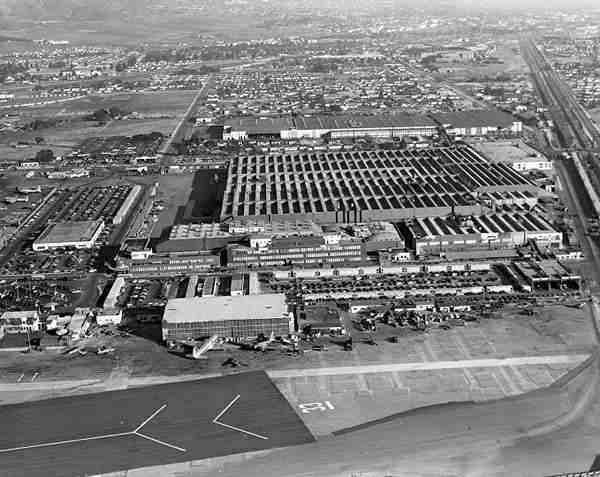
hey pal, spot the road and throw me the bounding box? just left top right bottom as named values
left=158, top=75, right=213, bottom=158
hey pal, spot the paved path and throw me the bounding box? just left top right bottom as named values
left=267, top=354, right=590, bottom=378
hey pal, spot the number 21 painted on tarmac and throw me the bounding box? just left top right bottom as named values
left=299, top=401, right=335, bottom=414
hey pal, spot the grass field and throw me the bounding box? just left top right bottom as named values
left=37, top=118, right=179, bottom=147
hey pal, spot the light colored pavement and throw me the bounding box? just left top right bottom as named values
left=267, top=354, right=589, bottom=378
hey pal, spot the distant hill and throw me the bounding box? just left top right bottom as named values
left=0, top=0, right=157, bottom=21
left=0, top=34, right=32, bottom=42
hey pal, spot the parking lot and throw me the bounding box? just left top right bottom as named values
left=0, top=183, right=138, bottom=278
left=47, top=184, right=133, bottom=223
left=268, top=269, right=506, bottom=296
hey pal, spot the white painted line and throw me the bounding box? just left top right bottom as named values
left=213, top=421, right=269, bottom=440
left=135, top=432, right=187, bottom=452
left=135, top=404, right=167, bottom=432
left=16, top=373, right=24, bottom=383
left=213, top=394, right=269, bottom=440
left=0, top=402, right=177, bottom=455
left=0, top=432, right=132, bottom=454
left=213, top=394, right=241, bottom=422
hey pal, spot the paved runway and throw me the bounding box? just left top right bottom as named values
left=267, top=353, right=589, bottom=378
left=0, top=371, right=313, bottom=477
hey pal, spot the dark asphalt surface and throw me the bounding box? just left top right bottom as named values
left=0, top=371, right=314, bottom=477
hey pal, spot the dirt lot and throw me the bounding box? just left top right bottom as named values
left=12, top=91, right=199, bottom=119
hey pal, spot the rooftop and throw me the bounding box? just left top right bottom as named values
left=409, top=212, right=556, bottom=239
left=225, top=117, right=294, bottom=135
left=34, top=219, right=103, bottom=245
left=293, top=113, right=437, bottom=131
left=433, top=109, right=518, bottom=129
left=162, top=294, right=287, bottom=324
left=472, top=140, right=549, bottom=164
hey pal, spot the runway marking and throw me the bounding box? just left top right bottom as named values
left=0, top=404, right=186, bottom=454
left=135, top=404, right=167, bottom=432
left=134, top=432, right=187, bottom=452
left=213, top=394, right=269, bottom=440
left=0, top=432, right=132, bottom=454
left=213, top=394, right=241, bottom=422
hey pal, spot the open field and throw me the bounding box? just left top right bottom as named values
left=0, top=15, right=320, bottom=46
left=6, top=90, right=199, bottom=119
left=39, top=118, right=179, bottom=147
left=0, top=144, right=73, bottom=162
left=0, top=371, right=313, bottom=477
left=0, top=118, right=177, bottom=153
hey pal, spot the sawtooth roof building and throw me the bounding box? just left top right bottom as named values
left=221, top=145, right=539, bottom=224
left=401, top=212, right=563, bottom=257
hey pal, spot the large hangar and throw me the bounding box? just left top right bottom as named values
left=220, top=145, right=538, bottom=224
left=162, top=294, right=293, bottom=342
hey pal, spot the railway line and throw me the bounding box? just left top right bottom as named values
left=521, top=38, right=600, bottom=151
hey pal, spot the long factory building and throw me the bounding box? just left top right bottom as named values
left=223, top=113, right=438, bottom=141
left=220, top=144, right=539, bottom=224
left=402, top=212, right=563, bottom=257
left=222, top=110, right=522, bottom=141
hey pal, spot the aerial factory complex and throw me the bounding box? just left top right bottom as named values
left=2, top=3, right=600, bottom=477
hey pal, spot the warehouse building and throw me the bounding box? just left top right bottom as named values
left=347, top=222, right=405, bottom=252
left=472, top=140, right=553, bottom=172
left=401, top=212, right=562, bottom=257
left=221, top=145, right=537, bottom=224
left=223, top=117, right=294, bottom=141
left=433, top=109, right=523, bottom=137
left=33, top=219, right=104, bottom=251
left=281, top=113, right=438, bottom=140
left=223, top=113, right=438, bottom=141
left=511, top=259, right=581, bottom=292
left=161, top=294, right=293, bottom=343
left=156, top=223, right=243, bottom=253
left=113, top=185, right=142, bottom=225
left=157, top=220, right=322, bottom=253
left=116, top=251, right=219, bottom=276
left=227, top=232, right=365, bottom=268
